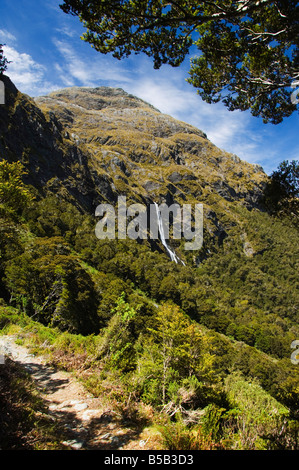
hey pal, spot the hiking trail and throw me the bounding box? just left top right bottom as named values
left=0, top=334, right=153, bottom=450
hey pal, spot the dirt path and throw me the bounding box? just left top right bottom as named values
left=0, top=334, right=149, bottom=450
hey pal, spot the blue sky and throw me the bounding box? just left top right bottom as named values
left=0, top=0, right=298, bottom=175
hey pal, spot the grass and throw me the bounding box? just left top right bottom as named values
left=158, top=420, right=223, bottom=450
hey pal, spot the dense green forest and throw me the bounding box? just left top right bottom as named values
left=0, top=158, right=298, bottom=450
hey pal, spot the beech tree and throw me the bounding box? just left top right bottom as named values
left=0, top=160, right=33, bottom=215
left=147, top=302, right=215, bottom=404
left=263, top=159, right=299, bottom=216
left=60, top=0, right=299, bottom=123
left=0, top=45, right=9, bottom=75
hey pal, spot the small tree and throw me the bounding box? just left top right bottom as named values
left=98, top=292, right=139, bottom=371
left=263, top=159, right=299, bottom=217
left=4, top=237, right=99, bottom=334
left=144, top=302, right=215, bottom=406
left=0, top=44, right=10, bottom=75
left=0, top=160, right=34, bottom=216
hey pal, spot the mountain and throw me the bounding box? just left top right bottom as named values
left=1, top=76, right=268, bottom=204
left=1, top=75, right=268, bottom=258
left=0, top=75, right=298, bottom=450
left=34, top=84, right=266, bottom=209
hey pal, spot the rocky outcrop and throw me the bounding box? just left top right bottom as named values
left=0, top=76, right=114, bottom=211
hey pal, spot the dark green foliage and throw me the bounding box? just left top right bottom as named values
left=0, top=157, right=298, bottom=448
left=0, top=45, right=10, bottom=75
left=4, top=237, right=100, bottom=334
left=98, top=292, right=138, bottom=371
left=3, top=188, right=297, bottom=369
left=60, top=0, right=299, bottom=123
left=0, top=160, right=34, bottom=217
left=134, top=302, right=222, bottom=409
left=263, top=160, right=299, bottom=219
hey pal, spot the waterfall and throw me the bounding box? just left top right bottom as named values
left=154, top=202, right=184, bottom=265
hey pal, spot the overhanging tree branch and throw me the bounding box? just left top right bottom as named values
left=60, top=0, right=299, bottom=123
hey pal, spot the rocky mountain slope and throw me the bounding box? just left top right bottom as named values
left=0, top=75, right=268, bottom=261
left=2, top=77, right=267, bottom=206
left=35, top=84, right=266, bottom=208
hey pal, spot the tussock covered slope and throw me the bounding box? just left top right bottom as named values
left=34, top=85, right=266, bottom=210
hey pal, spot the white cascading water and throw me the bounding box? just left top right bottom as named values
left=154, top=202, right=183, bottom=264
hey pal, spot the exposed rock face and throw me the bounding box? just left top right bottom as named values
left=35, top=85, right=266, bottom=204
left=0, top=76, right=268, bottom=246
left=0, top=76, right=106, bottom=212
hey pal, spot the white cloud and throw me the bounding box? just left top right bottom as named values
left=53, top=38, right=134, bottom=87
left=55, top=26, right=77, bottom=39
left=3, top=45, right=58, bottom=96
left=54, top=63, right=76, bottom=87
left=0, top=29, right=17, bottom=43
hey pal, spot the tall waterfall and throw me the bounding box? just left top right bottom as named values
left=154, top=202, right=184, bottom=265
